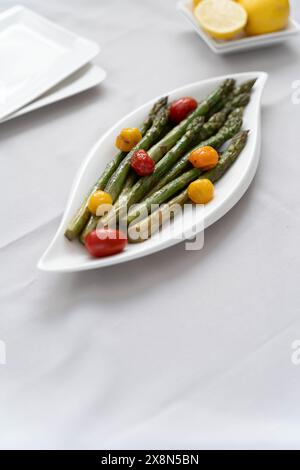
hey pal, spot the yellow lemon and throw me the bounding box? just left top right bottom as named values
left=238, top=0, right=290, bottom=36
left=195, top=0, right=247, bottom=40
left=188, top=179, right=214, bottom=204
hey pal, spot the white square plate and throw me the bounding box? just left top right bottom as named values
left=0, top=5, right=100, bottom=120
left=3, top=64, right=106, bottom=122
left=177, top=0, right=300, bottom=55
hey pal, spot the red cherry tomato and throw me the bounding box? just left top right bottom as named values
left=131, top=149, right=155, bottom=176
left=169, top=97, right=198, bottom=124
left=85, top=229, right=127, bottom=258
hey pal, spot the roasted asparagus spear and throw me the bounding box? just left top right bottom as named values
left=128, top=130, right=249, bottom=241
left=64, top=97, right=168, bottom=240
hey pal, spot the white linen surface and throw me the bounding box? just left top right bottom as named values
left=0, top=0, right=299, bottom=450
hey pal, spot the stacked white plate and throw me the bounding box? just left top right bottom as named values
left=0, top=5, right=106, bottom=122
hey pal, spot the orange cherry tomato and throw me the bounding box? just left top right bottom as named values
left=189, top=146, right=219, bottom=170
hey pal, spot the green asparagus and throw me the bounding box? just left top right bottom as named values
left=80, top=116, right=206, bottom=240
left=139, top=96, right=169, bottom=134
left=128, top=130, right=249, bottom=241
left=105, top=108, right=170, bottom=203
left=232, top=78, right=256, bottom=96
left=80, top=110, right=171, bottom=242
left=147, top=108, right=244, bottom=197
left=80, top=82, right=236, bottom=241
left=148, top=79, right=235, bottom=164
left=128, top=190, right=189, bottom=243
left=64, top=96, right=168, bottom=240
left=104, top=79, right=234, bottom=205
left=102, top=116, right=204, bottom=222
left=207, top=79, right=256, bottom=117
left=98, top=98, right=169, bottom=192
left=123, top=109, right=229, bottom=209
left=95, top=105, right=230, bottom=231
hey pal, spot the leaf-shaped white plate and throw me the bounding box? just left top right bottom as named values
left=38, top=71, right=268, bottom=272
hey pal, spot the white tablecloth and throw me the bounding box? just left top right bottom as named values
left=0, top=0, right=299, bottom=450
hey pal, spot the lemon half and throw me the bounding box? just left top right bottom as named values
left=195, top=0, right=248, bottom=40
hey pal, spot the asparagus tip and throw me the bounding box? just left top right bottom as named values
left=159, top=96, right=168, bottom=107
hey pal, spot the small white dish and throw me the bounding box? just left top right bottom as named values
left=38, top=71, right=268, bottom=272
left=2, top=64, right=106, bottom=122
left=0, top=5, right=100, bottom=121
left=177, top=0, right=300, bottom=55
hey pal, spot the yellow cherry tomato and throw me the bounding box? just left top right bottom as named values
left=193, top=0, right=201, bottom=7
left=88, top=190, right=113, bottom=215
left=115, top=128, right=142, bottom=152
left=189, top=146, right=219, bottom=170
left=188, top=179, right=214, bottom=204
